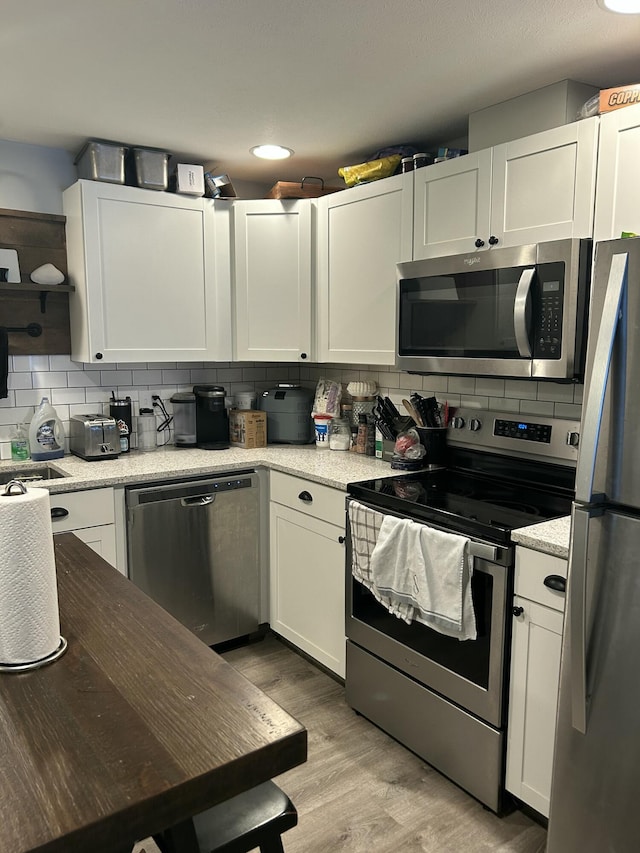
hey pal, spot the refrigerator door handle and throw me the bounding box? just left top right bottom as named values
left=569, top=505, right=589, bottom=734
left=569, top=504, right=604, bottom=733
left=575, top=252, right=629, bottom=503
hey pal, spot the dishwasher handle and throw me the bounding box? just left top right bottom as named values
left=181, top=495, right=215, bottom=507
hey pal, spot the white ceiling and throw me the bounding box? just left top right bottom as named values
left=3, top=0, right=640, bottom=188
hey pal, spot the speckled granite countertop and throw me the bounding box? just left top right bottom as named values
left=511, top=516, right=571, bottom=560
left=0, top=446, right=397, bottom=494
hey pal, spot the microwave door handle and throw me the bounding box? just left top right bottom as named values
left=514, top=268, right=534, bottom=357
left=575, top=252, right=628, bottom=503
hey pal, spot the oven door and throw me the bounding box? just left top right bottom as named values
left=345, top=500, right=512, bottom=728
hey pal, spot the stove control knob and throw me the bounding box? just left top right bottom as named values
left=451, top=416, right=466, bottom=429
left=567, top=431, right=580, bottom=447
left=469, top=418, right=482, bottom=432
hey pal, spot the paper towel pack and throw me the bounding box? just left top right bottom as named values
left=0, top=484, right=61, bottom=666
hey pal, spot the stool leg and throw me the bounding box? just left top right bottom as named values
left=259, top=838, right=285, bottom=853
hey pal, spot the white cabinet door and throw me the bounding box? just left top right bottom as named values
left=232, top=200, right=312, bottom=362
left=49, top=487, right=118, bottom=571
left=491, top=118, right=598, bottom=248
left=506, top=596, right=563, bottom=817
left=316, top=173, right=413, bottom=365
left=594, top=103, right=640, bottom=241
left=506, top=547, right=568, bottom=817
left=413, top=150, right=492, bottom=259
left=413, top=119, right=598, bottom=260
left=64, top=180, right=231, bottom=363
left=72, top=524, right=118, bottom=569
left=270, top=502, right=346, bottom=677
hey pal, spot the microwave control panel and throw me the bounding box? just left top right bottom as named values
left=534, top=267, right=564, bottom=359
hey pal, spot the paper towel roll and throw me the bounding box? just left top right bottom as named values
left=0, top=482, right=61, bottom=667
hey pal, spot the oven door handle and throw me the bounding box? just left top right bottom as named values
left=469, top=541, right=498, bottom=562
left=514, top=267, right=534, bottom=358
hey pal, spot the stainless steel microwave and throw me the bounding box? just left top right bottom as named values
left=396, top=239, right=592, bottom=381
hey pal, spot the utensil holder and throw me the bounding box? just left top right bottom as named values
left=415, top=426, right=448, bottom=469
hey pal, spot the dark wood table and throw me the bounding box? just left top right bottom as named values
left=0, top=533, right=307, bottom=853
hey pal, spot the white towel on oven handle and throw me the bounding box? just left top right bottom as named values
left=369, top=515, right=477, bottom=641
left=348, top=500, right=415, bottom=623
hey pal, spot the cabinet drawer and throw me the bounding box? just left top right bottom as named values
left=49, top=488, right=115, bottom=532
left=270, top=470, right=346, bottom=528
left=515, top=548, right=568, bottom=612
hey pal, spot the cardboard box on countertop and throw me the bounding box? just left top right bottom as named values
left=229, top=410, right=267, bottom=448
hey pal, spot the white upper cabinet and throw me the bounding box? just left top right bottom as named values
left=413, top=150, right=493, bottom=259
left=593, top=103, right=640, bottom=241
left=413, top=118, right=599, bottom=260
left=316, top=173, right=413, bottom=366
left=232, top=200, right=313, bottom=362
left=63, top=180, right=232, bottom=363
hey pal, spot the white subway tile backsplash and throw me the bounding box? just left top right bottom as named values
left=474, top=377, right=505, bottom=396
left=553, top=402, right=582, bottom=420
left=51, top=388, right=86, bottom=406
left=162, top=369, right=191, bottom=384
left=0, top=355, right=585, bottom=452
left=85, top=389, right=114, bottom=404
left=16, top=389, right=50, bottom=406
left=504, top=379, right=537, bottom=400
left=421, top=375, right=449, bottom=393
left=67, top=370, right=102, bottom=388
left=537, top=383, right=574, bottom=403
left=49, top=355, right=82, bottom=372
left=519, top=400, right=555, bottom=416
left=460, top=395, right=489, bottom=409
left=100, top=370, right=130, bottom=387
left=7, top=373, right=33, bottom=390
left=489, top=396, right=520, bottom=413
left=133, top=369, right=163, bottom=385
left=448, top=376, right=476, bottom=395
left=33, top=371, right=68, bottom=389
left=12, top=355, right=50, bottom=372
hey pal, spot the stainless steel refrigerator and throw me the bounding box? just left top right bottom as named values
left=547, top=237, right=640, bottom=851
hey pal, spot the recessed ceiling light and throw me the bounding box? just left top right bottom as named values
left=598, top=0, right=640, bottom=12
left=250, top=145, right=294, bottom=160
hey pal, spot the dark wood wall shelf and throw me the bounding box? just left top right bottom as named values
left=0, top=208, right=72, bottom=355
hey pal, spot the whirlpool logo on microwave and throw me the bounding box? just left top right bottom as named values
left=463, top=256, right=482, bottom=266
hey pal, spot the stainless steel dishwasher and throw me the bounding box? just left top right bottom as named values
left=126, top=471, right=261, bottom=646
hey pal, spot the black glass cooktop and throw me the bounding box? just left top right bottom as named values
left=348, top=450, right=574, bottom=545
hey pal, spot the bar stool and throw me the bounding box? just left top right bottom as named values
left=154, top=781, right=298, bottom=853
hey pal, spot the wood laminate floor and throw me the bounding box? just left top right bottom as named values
left=217, top=633, right=547, bottom=853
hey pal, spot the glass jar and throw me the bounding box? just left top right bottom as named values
left=329, top=417, right=351, bottom=451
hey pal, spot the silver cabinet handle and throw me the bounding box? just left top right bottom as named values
left=514, top=268, right=534, bottom=358
left=575, top=252, right=628, bottom=503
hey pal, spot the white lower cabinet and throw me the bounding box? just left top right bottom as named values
left=269, top=471, right=346, bottom=677
left=506, top=548, right=568, bottom=817
left=50, top=488, right=118, bottom=571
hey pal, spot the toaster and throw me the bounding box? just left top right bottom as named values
left=69, top=414, right=120, bottom=460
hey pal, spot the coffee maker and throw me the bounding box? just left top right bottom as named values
left=193, top=385, right=229, bottom=450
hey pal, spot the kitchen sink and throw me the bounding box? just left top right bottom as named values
left=0, top=465, right=67, bottom=486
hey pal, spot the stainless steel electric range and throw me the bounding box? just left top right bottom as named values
left=345, top=408, right=579, bottom=814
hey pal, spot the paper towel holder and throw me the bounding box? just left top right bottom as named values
left=0, top=480, right=68, bottom=673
